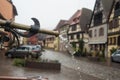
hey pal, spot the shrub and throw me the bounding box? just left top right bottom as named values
left=13, top=58, right=25, bottom=67
left=110, top=47, right=117, bottom=55
left=74, top=50, right=81, bottom=57
left=71, top=42, right=76, bottom=51
left=78, top=39, right=84, bottom=53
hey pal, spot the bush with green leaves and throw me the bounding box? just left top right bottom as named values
left=110, top=47, right=117, bottom=55
left=13, top=58, right=25, bottom=67
left=71, top=42, right=76, bottom=51
left=78, top=39, right=84, bottom=53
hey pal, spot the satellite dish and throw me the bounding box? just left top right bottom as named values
left=0, top=0, right=14, bottom=20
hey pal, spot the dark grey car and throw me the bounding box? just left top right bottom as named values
left=111, top=50, right=120, bottom=62
left=5, top=46, right=40, bottom=59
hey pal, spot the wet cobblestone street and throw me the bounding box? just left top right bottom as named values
left=0, top=49, right=120, bottom=80
left=41, top=50, right=120, bottom=80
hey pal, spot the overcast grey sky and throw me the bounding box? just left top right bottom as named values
left=12, top=0, right=96, bottom=30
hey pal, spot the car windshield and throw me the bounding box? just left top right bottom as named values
left=116, top=51, right=120, bottom=54
left=17, top=47, right=29, bottom=50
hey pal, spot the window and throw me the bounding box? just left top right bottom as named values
left=94, top=29, right=97, bottom=37
left=109, top=19, right=119, bottom=29
left=113, top=37, right=116, bottom=45
left=96, top=0, right=100, bottom=10
left=109, top=21, right=113, bottom=29
left=94, top=12, right=103, bottom=26
left=114, top=2, right=120, bottom=17
left=110, top=38, right=112, bottom=45
left=77, top=34, right=80, bottom=39
left=118, top=36, right=120, bottom=46
left=99, top=28, right=104, bottom=36
left=109, top=37, right=117, bottom=45
left=71, top=25, right=76, bottom=31
left=114, top=19, right=119, bottom=28
left=89, top=30, right=92, bottom=38
left=71, top=35, right=74, bottom=40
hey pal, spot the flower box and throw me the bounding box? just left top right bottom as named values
left=25, top=60, right=61, bottom=70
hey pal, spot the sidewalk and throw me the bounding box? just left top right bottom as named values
left=54, top=49, right=120, bottom=69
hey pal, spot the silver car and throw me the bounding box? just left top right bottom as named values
left=111, top=50, right=120, bottom=62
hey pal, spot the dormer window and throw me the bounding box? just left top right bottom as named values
left=94, top=11, right=103, bottom=26
left=71, top=25, right=76, bottom=31
left=114, top=1, right=120, bottom=17
left=96, top=0, right=100, bottom=10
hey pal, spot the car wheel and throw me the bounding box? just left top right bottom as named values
left=7, top=53, right=12, bottom=58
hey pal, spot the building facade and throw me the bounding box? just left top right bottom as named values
left=88, top=0, right=108, bottom=57
left=108, top=0, right=120, bottom=56
left=55, top=20, right=69, bottom=52
left=68, top=8, right=92, bottom=51
left=59, top=22, right=69, bottom=52
left=45, top=35, right=55, bottom=49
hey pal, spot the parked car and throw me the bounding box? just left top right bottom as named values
left=30, top=45, right=41, bottom=53
left=111, top=50, right=120, bottom=62
left=5, top=45, right=42, bottom=59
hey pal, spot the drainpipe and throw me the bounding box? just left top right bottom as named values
left=105, top=21, right=109, bottom=58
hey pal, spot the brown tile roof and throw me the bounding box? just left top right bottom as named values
left=101, top=0, right=114, bottom=18
left=54, top=20, right=68, bottom=31
left=80, top=8, right=92, bottom=32
left=68, top=8, right=92, bottom=32
left=68, top=10, right=81, bottom=25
